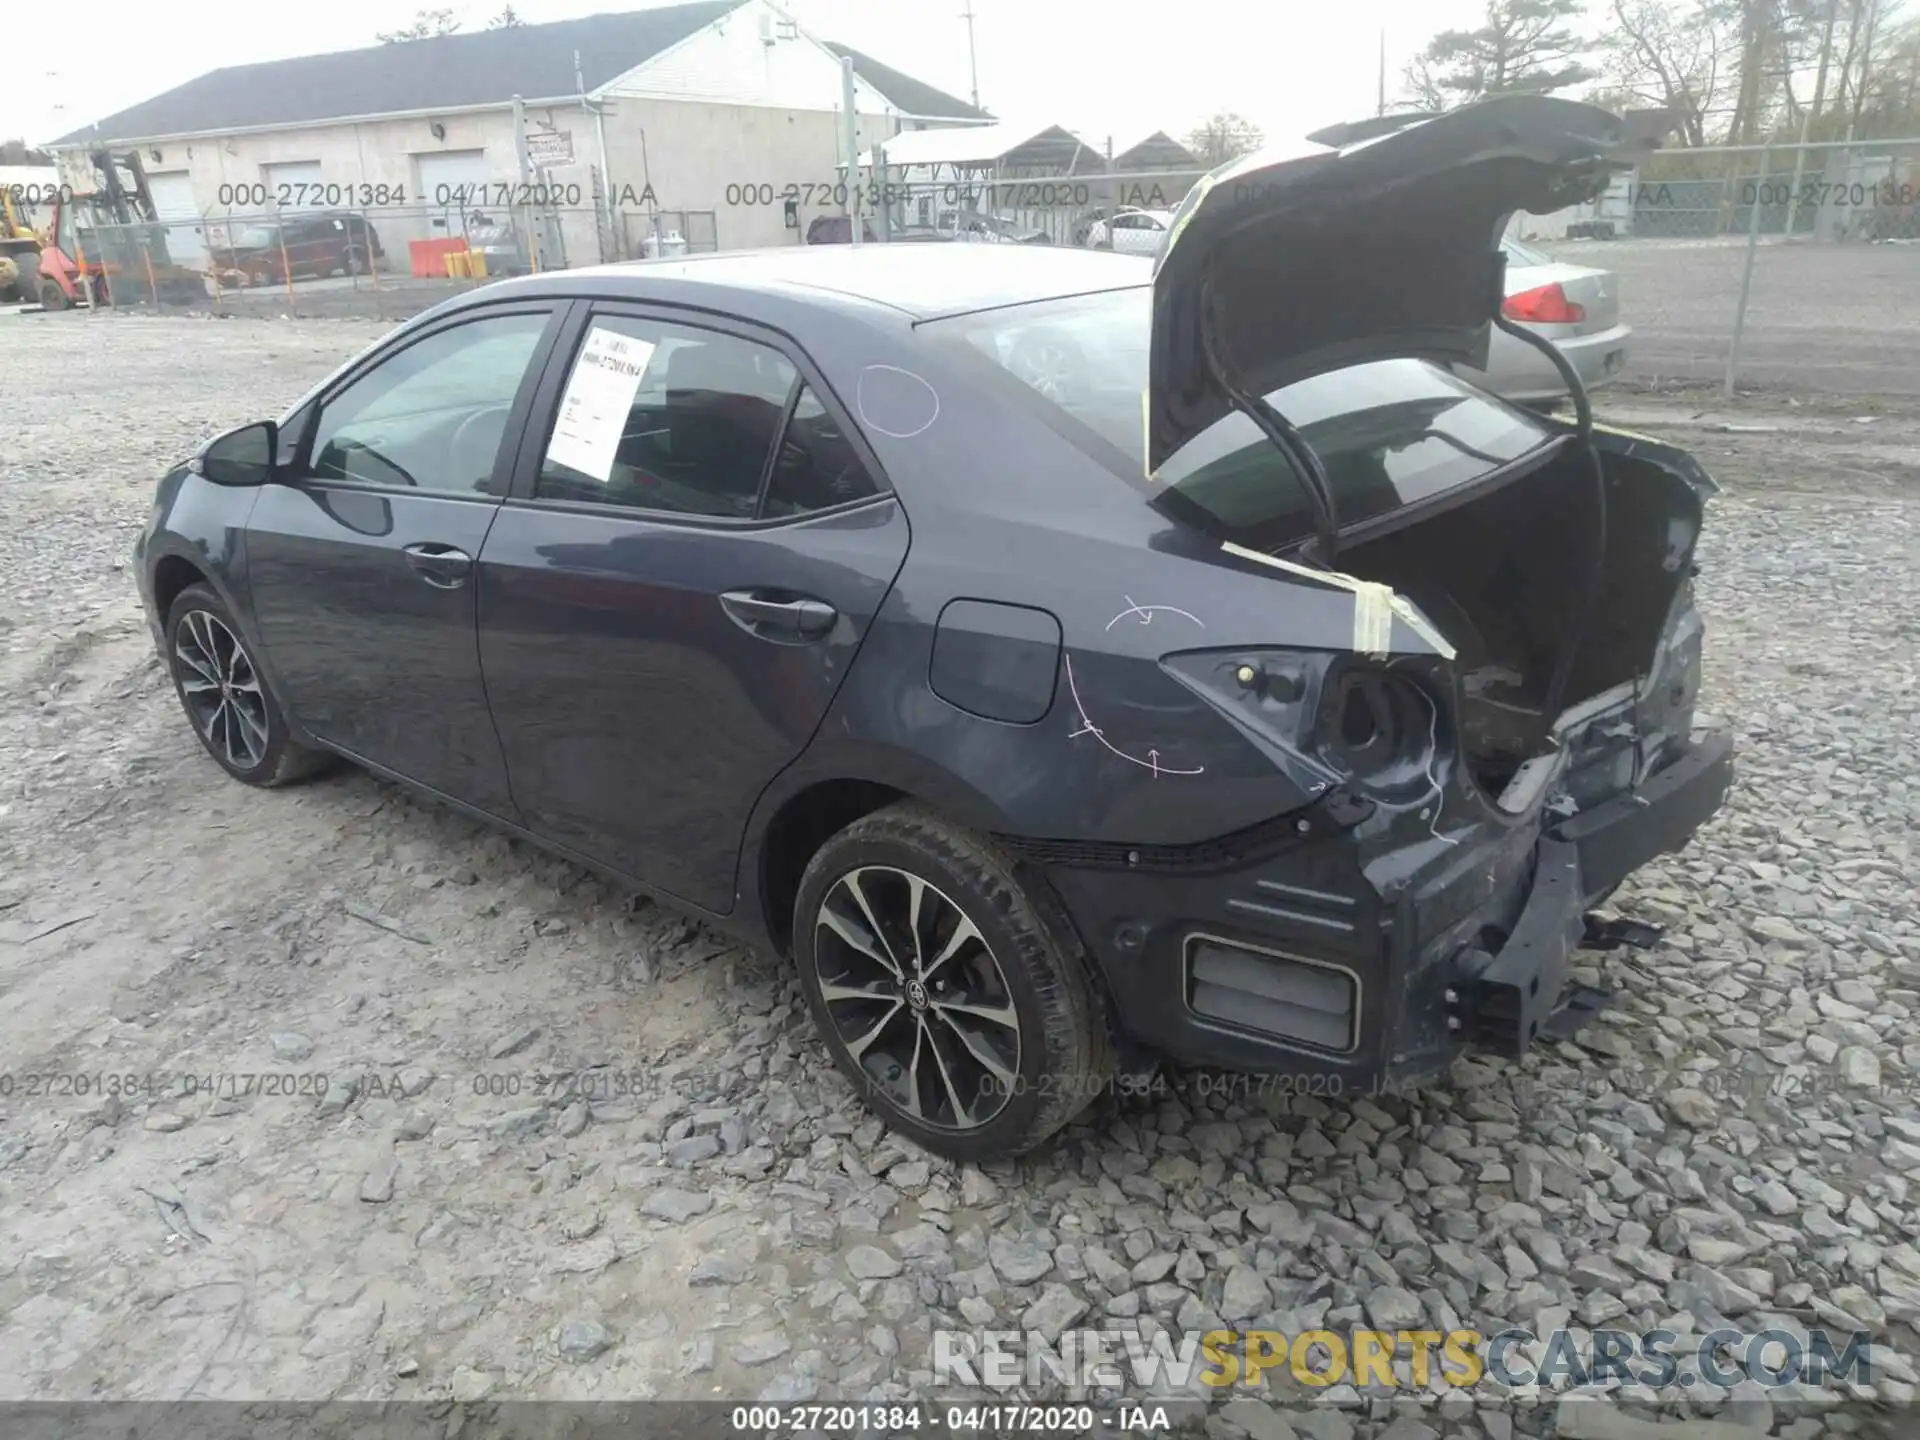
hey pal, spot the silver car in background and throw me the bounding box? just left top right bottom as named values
left=1461, top=236, right=1631, bottom=405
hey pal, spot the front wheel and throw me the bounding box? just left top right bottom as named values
left=793, top=804, right=1112, bottom=1160
left=164, top=584, right=333, bottom=787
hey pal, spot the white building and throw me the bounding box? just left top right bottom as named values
left=49, top=0, right=986, bottom=271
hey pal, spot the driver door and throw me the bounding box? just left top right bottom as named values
left=244, top=302, right=564, bottom=815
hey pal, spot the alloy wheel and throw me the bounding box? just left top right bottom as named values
left=174, top=609, right=270, bottom=771
left=813, top=865, right=1023, bottom=1131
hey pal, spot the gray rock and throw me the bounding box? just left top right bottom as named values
left=359, top=1155, right=397, bottom=1203
left=557, top=1318, right=612, bottom=1362
left=988, top=1235, right=1054, bottom=1285
left=680, top=1334, right=716, bottom=1375
left=488, top=1025, right=541, bottom=1059
left=888, top=1160, right=931, bottom=1190
left=642, top=1188, right=713, bottom=1223
left=734, top=1331, right=793, bottom=1366
left=1664, top=1089, right=1718, bottom=1128
left=1220, top=1265, right=1272, bottom=1321
left=1021, top=1283, right=1088, bottom=1340
left=1364, top=1284, right=1422, bottom=1329
left=269, top=1031, right=315, bottom=1062
left=689, top=1255, right=747, bottom=1287
left=1836, top=1045, right=1883, bottom=1089
left=1131, top=1251, right=1178, bottom=1284
left=485, top=1105, right=548, bottom=1137
left=450, top=1366, right=495, bottom=1403
left=757, top=1373, right=818, bottom=1403
left=668, top=1133, right=721, bottom=1165
left=960, top=1168, right=1001, bottom=1207
left=847, top=1244, right=903, bottom=1280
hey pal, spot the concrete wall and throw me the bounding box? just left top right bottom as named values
left=609, top=0, right=893, bottom=113
left=595, top=0, right=909, bottom=252
left=594, top=97, right=901, bottom=251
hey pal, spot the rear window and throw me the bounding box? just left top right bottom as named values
left=927, top=287, right=1552, bottom=548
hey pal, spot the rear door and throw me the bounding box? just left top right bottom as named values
left=245, top=302, right=564, bottom=815
left=476, top=304, right=910, bottom=911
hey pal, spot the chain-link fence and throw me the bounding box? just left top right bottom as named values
left=856, top=171, right=1203, bottom=245
left=52, top=141, right=1919, bottom=402
left=1518, top=137, right=1920, bottom=397
left=66, top=201, right=720, bottom=321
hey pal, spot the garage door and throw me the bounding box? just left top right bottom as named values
left=262, top=160, right=326, bottom=211
left=145, top=170, right=207, bottom=267
left=415, top=150, right=491, bottom=217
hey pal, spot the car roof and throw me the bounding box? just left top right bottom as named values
left=512, top=244, right=1151, bottom=320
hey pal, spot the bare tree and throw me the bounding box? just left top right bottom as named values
left=1602, top=0, right=1741, bottom=145
left=377, top=8, right=462, bottom=43
left=1184, top=114, right=1265, bottom=168
left=487, top=5, right=525, bottom=26
left=1402, top=0, right=1597, bottom=108
left=1856, top=11, right=1920, bottom=134
left=1399, top=56, right=1453, bottom=111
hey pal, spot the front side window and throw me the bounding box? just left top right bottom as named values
left=928, top=287, right=1553, bottom=549
left=309, top=312, right=548, bottom=494
left=537, top=316, right=798, bottom=518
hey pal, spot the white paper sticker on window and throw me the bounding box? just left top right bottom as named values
left=545, top=325, right=657, bottom=483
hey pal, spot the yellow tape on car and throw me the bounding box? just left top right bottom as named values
left=1221, top=541, right=1457, bottom=661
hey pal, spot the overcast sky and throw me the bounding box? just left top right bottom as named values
left=5, top=0, right=1497, bottom=152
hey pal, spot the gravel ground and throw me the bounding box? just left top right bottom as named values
left=1533, top=238, right=1920, bottom=398
left=0, top=313, right=1916, bottom=1438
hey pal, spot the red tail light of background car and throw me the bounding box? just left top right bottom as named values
left=1502, top=281, right=1587, bottom=325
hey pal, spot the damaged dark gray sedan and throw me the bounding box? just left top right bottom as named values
left=135, top=94, right=1733, bottom=1160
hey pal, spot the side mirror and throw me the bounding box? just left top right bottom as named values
left=192, top=420, right=278, bottom=486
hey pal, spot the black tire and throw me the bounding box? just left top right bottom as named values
left=39, top=277, right=68, bottom=311
left=164, top=583, right=333, bottom=788
left=792, top=803, right=1112, bottom=1160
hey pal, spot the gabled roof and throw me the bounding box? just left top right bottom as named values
left=54, top=1, right=738, bottom=145
left=820, top=43, right=987, bottom=122
left=1110, top=131, right=1199, bottom=170
left=863, top=122, right=1099, bottom=171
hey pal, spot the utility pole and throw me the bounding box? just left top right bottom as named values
left=1377, top=29, right=1387, bottom=116
left=841, top=55, right=861, bottom=247
left=960, top=0, right=980, bottom=110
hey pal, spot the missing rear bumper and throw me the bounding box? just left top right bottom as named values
left=1044, top=727, right=1734, bottom=1084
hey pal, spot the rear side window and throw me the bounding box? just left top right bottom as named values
left=928, top=287, right=1551, bottom=549
left=537, top=316, right=795, bottom=518
left=762, top=385, right=881, bottom=517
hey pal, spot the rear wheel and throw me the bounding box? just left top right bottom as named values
left=793, top=804, right=1112, bottom=1160
left=165, top=584, right=333, bottom=788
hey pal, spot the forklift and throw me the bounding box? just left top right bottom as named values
left=0, top=184, right=46, bottom=305
left=36, top=150, right=206, bottom=309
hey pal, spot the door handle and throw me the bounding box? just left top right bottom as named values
left=402, top=542, right=473, bottom=589
left=720, top=590, right=837, bottom=641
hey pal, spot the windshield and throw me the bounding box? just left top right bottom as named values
left=928, top=287, right=1554, bottom=549
left=232, top=225, right=279, bottom=248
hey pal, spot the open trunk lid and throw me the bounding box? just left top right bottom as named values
left=1146, top=95, right=1655, bottom=476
